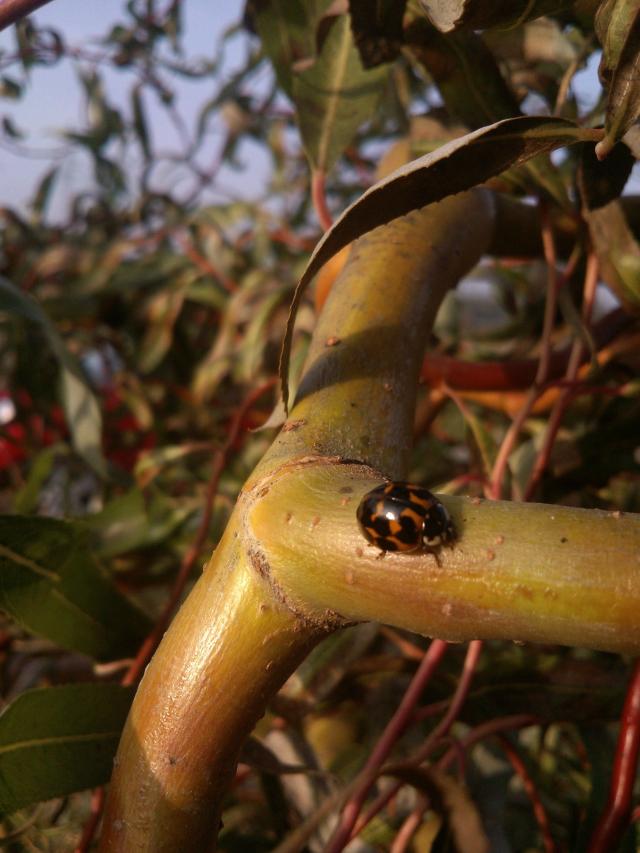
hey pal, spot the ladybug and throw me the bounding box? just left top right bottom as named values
left=356, top=482, right=456, bottom=554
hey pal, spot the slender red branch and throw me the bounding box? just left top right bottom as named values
left=311, top=169, right=333, bottom=231
left=390, top=797, right=428, bottom=853
left=74, top=788, right=105, bottom=853
left=587, top=659, right=640, bottom=853
left=438, top=715, right=539, bottom=771
left=498, top=735, right=557, bottom=853
left=488, top=213, right=575, bottom=500
left=523, top=252, right=599, bottom=500
left=352, top=641, right=483, bottom=837
left=174, top=231, right=237, bottom=293
left=0, top=0, right=53, bottom=31
left=420, top=308, right=629, bottom=392
left=325, top=639, right=449, bottom=852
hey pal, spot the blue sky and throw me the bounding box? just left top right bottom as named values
left=0, top=1, right=270, bottom=214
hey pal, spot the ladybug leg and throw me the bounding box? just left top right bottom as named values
left=365, top=542, right=387, bottom=559
left=424, top=546, right=442, bottom=567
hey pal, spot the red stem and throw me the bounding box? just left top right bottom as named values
left=311, top=169, right=333, bottom=231
left=420, top=308, right=629, bottom=392
left=498, top=735, right=557, bottom=853
left=523, top=251, right=599, bottom=500
left=587, top=659, right=640, bottom=853
left=438, top=715, right=539, bottom=771
left=325, top=639, right=449, bottom=852
left=73, top=788, right=105, bottom=853
left=352, top=641, right=483, bottom=838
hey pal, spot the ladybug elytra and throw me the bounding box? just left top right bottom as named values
left=356, top=482, right=456, bottom=554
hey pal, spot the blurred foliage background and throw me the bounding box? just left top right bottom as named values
left=0, top=0, right=638, bottom=850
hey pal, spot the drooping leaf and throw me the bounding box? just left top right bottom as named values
left=138, top=272, right=192, bottom=373
left=0, top=515, right=150, bottom=660
left=595, top=0, right=640, bottom=158
left=0, top=277, right=106, bottom=476
left=279, top=115, right=601, bottom=410
left=251, top=0, right=333, bottom=97
left=585, top=201, right=640, bottom=314
left=348, top=0, right=407, bottom=68
left=578, top=139, right=634, bottom=210
left=292, top=14, right=390, bottom=172
left=131, top=84, right=152, bottom=161
left=30, top=166, right=59, bottom=219
left=0, top=684, right=134, bottom=815
left=417, top=0, right=574, bottom=32
left=404, top=20, right=521, bottom=130
left=85, top=487, right=193, bottom=558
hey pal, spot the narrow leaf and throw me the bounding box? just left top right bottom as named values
left=279, top=115, right=601, bottom=410
left=252, top=0, right=332, bottom=97
left=348, top=0, right=406, bottom=68
left=578, top=140, right=634, bottom=210
left=292, top=14, right=389, bottom=172
left=0, top=277, right=106, bottom=476
left=597, top=6, right=640, bottom=158
left=418, top=0, right=573, bottom=32
left=585, top=201, right=640, bottom=313
left=30, top=166, right=58, bottom=219
left=0, top=684, right=134, bottom=814
left=131, top=84, right=151, bottom=161
left=0, top=515, right=150, bottom=660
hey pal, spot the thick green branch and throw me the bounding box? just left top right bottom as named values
left=248, top=460, right=640, bottom=655
left=99, top=521, right=329, bottom=851
left=98, top=191, right=534, bottom=851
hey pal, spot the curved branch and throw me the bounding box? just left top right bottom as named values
left=0, top=0, right=54, bottom=31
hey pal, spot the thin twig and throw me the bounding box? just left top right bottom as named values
left=352, top=641, right=483, bottom=838
left=311, top=169, right=333, bottom=231
left=489, top=211, right=579, bottom=500
left=498, top=735, right=557, bottom=853
left=325, top=639, right=449, bottom=852
left=73, top=788, right=105, bottom=853
left=587, top=659, right=640, bottom=853
left=523, top=251, right=599, bottom=500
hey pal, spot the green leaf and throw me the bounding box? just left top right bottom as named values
left=0, top=276, right=106, bottom=477
left=85, top=488, right=192, bottom=558
left=0, top=515, right=150, bottom=660
left=348, top=0, right=406, bottom=68
left=405, top=20, right=520, bottom=130
left=292, top=14, right=390, bottom=172
left=30, top=166, right=59, bottom=219
left=138, top=272, right=192, bottom=373
left=595, top=0, right=640, bottom=158
left=279, top=115, right=601, bottom=411
left=12, top=445, right=62, bottom=514
left=418, top=0, right=574, bottom=32
left=578, top=140, right=634, bottom=210
left=131, top=84, right=151, bottom=161
left=585, top=201, right=640, bottom=313
left=252, top=0, right=332, bottom=97
left=0, top=684, right=134, bottom=815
